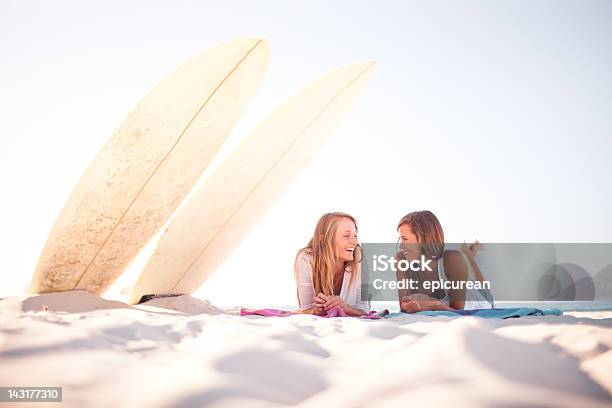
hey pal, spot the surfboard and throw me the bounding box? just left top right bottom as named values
left=128, top=60, right=376, bottom=304
left=30, top=38, right=271, bottom=295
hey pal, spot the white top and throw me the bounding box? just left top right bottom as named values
left=294, top=251, right=370, bottom=312
left=438, top=250, right=494, bottom=310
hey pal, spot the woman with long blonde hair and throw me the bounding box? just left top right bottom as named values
left=294, top=212, right=369, bottom=316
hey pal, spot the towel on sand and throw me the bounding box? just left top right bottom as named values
left=385, top=307, right=563, bottom=319
left=240, top=307, right=388, bottom=319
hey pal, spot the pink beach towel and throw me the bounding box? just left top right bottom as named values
left=240, top=306, right=387, bottom=319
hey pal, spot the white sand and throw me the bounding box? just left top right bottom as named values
left=1, top=291, right=611, bottom=407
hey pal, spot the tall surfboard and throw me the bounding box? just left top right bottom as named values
left=128, top=60, right=376, bottom=304
left=30, top=38, right=271, bottom=295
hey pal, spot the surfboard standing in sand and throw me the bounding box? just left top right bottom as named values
left=30, top=38, right=271, bottom=295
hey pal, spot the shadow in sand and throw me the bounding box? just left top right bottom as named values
left=480, top=315, right=612, bottom=329
left=212, top=348, right=329, bottom=405
left=463, top=327, right=611, bottom=401
left=0, top=320, right=201, bottom=358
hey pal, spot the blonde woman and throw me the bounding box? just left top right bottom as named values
left=294, top=212, right=370, bottom=316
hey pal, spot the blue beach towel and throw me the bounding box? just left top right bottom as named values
left=385, top=307, right=563, bottom=319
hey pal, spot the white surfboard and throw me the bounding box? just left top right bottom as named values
left=30, top=38, right=271, bottom=295
left=128, top=60, right=376, bottom=304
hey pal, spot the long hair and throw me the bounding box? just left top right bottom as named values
left=397, top=210, right=445, bottom=259
left=299, top=212, right=361, bottom=296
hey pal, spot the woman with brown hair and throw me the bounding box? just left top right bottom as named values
left=396, top=210, right=494, bottom=313
left=294, top=212, right=369, bottom=316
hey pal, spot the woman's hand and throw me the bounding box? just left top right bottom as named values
left=400, top=296, right=421, bottom=313
left=313, top=293, right=328, bottom=315
left=400, top=293, right=444, bottom=313
left=315, top=294, right=348, bottom=312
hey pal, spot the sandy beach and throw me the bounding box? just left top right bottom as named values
left=1, top=291, right=611, bottom=407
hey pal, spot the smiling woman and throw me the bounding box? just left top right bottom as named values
left=396, top=210, right=495, bottom=312
left=294, top=212, right=369, bottom=316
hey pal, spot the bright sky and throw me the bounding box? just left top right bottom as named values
left=1, top=0, right=611, bottom=307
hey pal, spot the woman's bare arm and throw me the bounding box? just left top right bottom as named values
left=321, top=294, right=368, bottom=316
left=443, top=250, right=468, bottom=310
left=295, top=307, right=326, bottom=315
left=400, top=293, right=455, bottom=312
left=395, top=252, right=411, bottom=308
